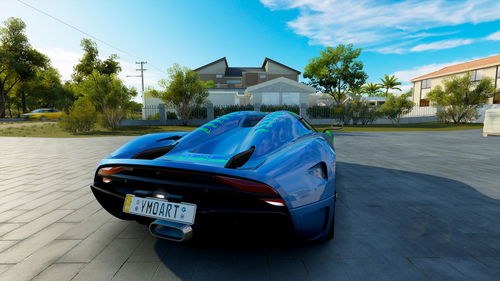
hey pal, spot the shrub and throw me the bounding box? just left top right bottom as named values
left=189, top=106, right=207, bottom=119
left=59, top=99, right=97, bottom=133
left=379, top=93, right=414, bottom=125
left=98, top=106, right=126, bottom=130
left=436, top=106, right=479, bottom=123
left=166, top=111, right=178, bottom=120
left=260, top=104, right=300, bottom=114
left=146, top=112, right=159, bottom=120
left=351, top=100, right=381, bottom=125
left=214, top=104, right=254, bottom=117
left=307, top=105, right=337, bottom=119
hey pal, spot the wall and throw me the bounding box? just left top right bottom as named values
left=248, top=82, right=313, bottom=105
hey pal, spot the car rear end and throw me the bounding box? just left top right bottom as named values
left=91, top=162, right=292, bottom=241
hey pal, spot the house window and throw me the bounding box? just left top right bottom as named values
left=470, top=69, right=482, bottom=81
left=216, top=74, right=223, bottom=78
left=259, top=74, right=267, bottom=79
left=226, top=80, right=241, bottom=84
left=420, top=99, right=430, bottom=107
left=421, top=79, right=431, bottom=89
left=496, top=66, right=500, bottom=78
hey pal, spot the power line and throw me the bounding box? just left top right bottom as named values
left=15, top=0, right=166, bottom=74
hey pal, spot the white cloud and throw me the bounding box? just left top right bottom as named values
left=486, top=30, right=500, bottom=41
left=261, top=0, right=500, bottom=50
left=409, top=39, right=474, bottom=52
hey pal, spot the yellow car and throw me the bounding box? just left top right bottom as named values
left=21, top=108, right=63, bottom=120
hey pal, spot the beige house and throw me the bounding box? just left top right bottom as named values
left=411, top=55, right=500, bottom=106
left=193, top=57, right=315, bottom=106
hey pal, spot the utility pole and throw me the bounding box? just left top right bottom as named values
left=127, top=61, right=147, bottom=97
left=127, top=61, right=147, bottom=119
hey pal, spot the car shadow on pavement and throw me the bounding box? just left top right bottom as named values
left=152, top=162, right=500, bottom=281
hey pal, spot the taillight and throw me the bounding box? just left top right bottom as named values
left=215, top=176, right=277, bottom=194
left=98, top=166, right=131, bottom=176
left=98, top=166, right=132, bottom=183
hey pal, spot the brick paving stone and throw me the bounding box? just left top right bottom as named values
left=31, top=263, right=85, bottom=281
left=71, top=238, right=141, bottom=281
left=0, top=222, right=75, bottom=263
left=57, top=208, right=113, bottom=240
left=2, top=209, right=72, bottom=240
left=110, top=261, right=160, bottom=281
left=58, top=221, right=129, bottom=263
left=0, top=239, right=79, bottom=281
left=0, top=223, right=21, bottom=236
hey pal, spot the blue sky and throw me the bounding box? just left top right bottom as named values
left=1, top=0, right=500, bottom=101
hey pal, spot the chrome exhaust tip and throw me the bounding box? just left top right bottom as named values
left=149, top=219, right=193, bottom=242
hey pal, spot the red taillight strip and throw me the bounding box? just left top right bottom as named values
left=98, top=166, right=131, bottom=176
left=215, top=176, right=277, bottom=195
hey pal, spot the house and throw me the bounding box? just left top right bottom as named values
left=193, top=57, right=316, bottom=106
left=411, top=55, right=500, bottom=106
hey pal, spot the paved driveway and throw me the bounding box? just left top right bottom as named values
left=0, top=130, right=499, bottom=281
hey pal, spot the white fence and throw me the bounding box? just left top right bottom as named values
left=402, top=106, right=437, bottom=117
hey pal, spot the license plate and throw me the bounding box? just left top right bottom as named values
left=122, top=194, right=196, bottom=225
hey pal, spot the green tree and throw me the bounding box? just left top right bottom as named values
left=362, top=82, right=383, bottom=96
left=0, top=17, right=47, bottom=117
left=379, top=93, right=414, bottom=125
left=72, top=38, right=121, bottom=82
left=150, top=64, right=212, bottom=125
left=304, top=44, right=368, bottom=104
left=427, top=74, right=496, bottom=123
left=72, top=70, right=136, bottom=129
left=380, top=74, right=402, bottom=97
left=13, top=67, right=74, bottom=112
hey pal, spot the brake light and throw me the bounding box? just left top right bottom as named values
left=98, top=166, right=131, bottom=176
left=98, top=166, right=132, bottom=183
left=215, top=176, right=277, bottom=194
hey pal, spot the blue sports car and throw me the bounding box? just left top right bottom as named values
left=91, top=111, right=338, bottom=242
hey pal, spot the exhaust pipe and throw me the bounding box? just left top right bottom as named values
left=149, top=219, right=193, bottom=242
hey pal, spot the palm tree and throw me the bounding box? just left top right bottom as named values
left=380, top=74, right=402, bottom=96
left=362, top=83, right=383, bottom=96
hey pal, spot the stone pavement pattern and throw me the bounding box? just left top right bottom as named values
left=0, top=130, right=499, bottom=281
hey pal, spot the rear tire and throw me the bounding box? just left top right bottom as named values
left=326, top=194, right=336, bottom=240
left=326, top=209, right=335, bottom=240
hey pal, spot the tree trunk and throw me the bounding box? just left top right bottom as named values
left=21, top=87, right=27, bottom=113
left=0, top=87, right=6, bottom=118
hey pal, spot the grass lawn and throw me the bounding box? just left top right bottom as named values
left=0, top=122, right=483, bottom=138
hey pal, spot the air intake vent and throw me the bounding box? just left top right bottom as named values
left=224, top=147, right=255, bottom=169
left=132, top=144, right=177, bottom=160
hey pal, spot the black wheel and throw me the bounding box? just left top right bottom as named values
left=326, top=194, right=337, bottom=240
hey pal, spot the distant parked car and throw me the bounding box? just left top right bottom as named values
left=21, top=109, right=63, bottom=120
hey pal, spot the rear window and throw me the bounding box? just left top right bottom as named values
left=240, top=114, right=266, bottom=127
